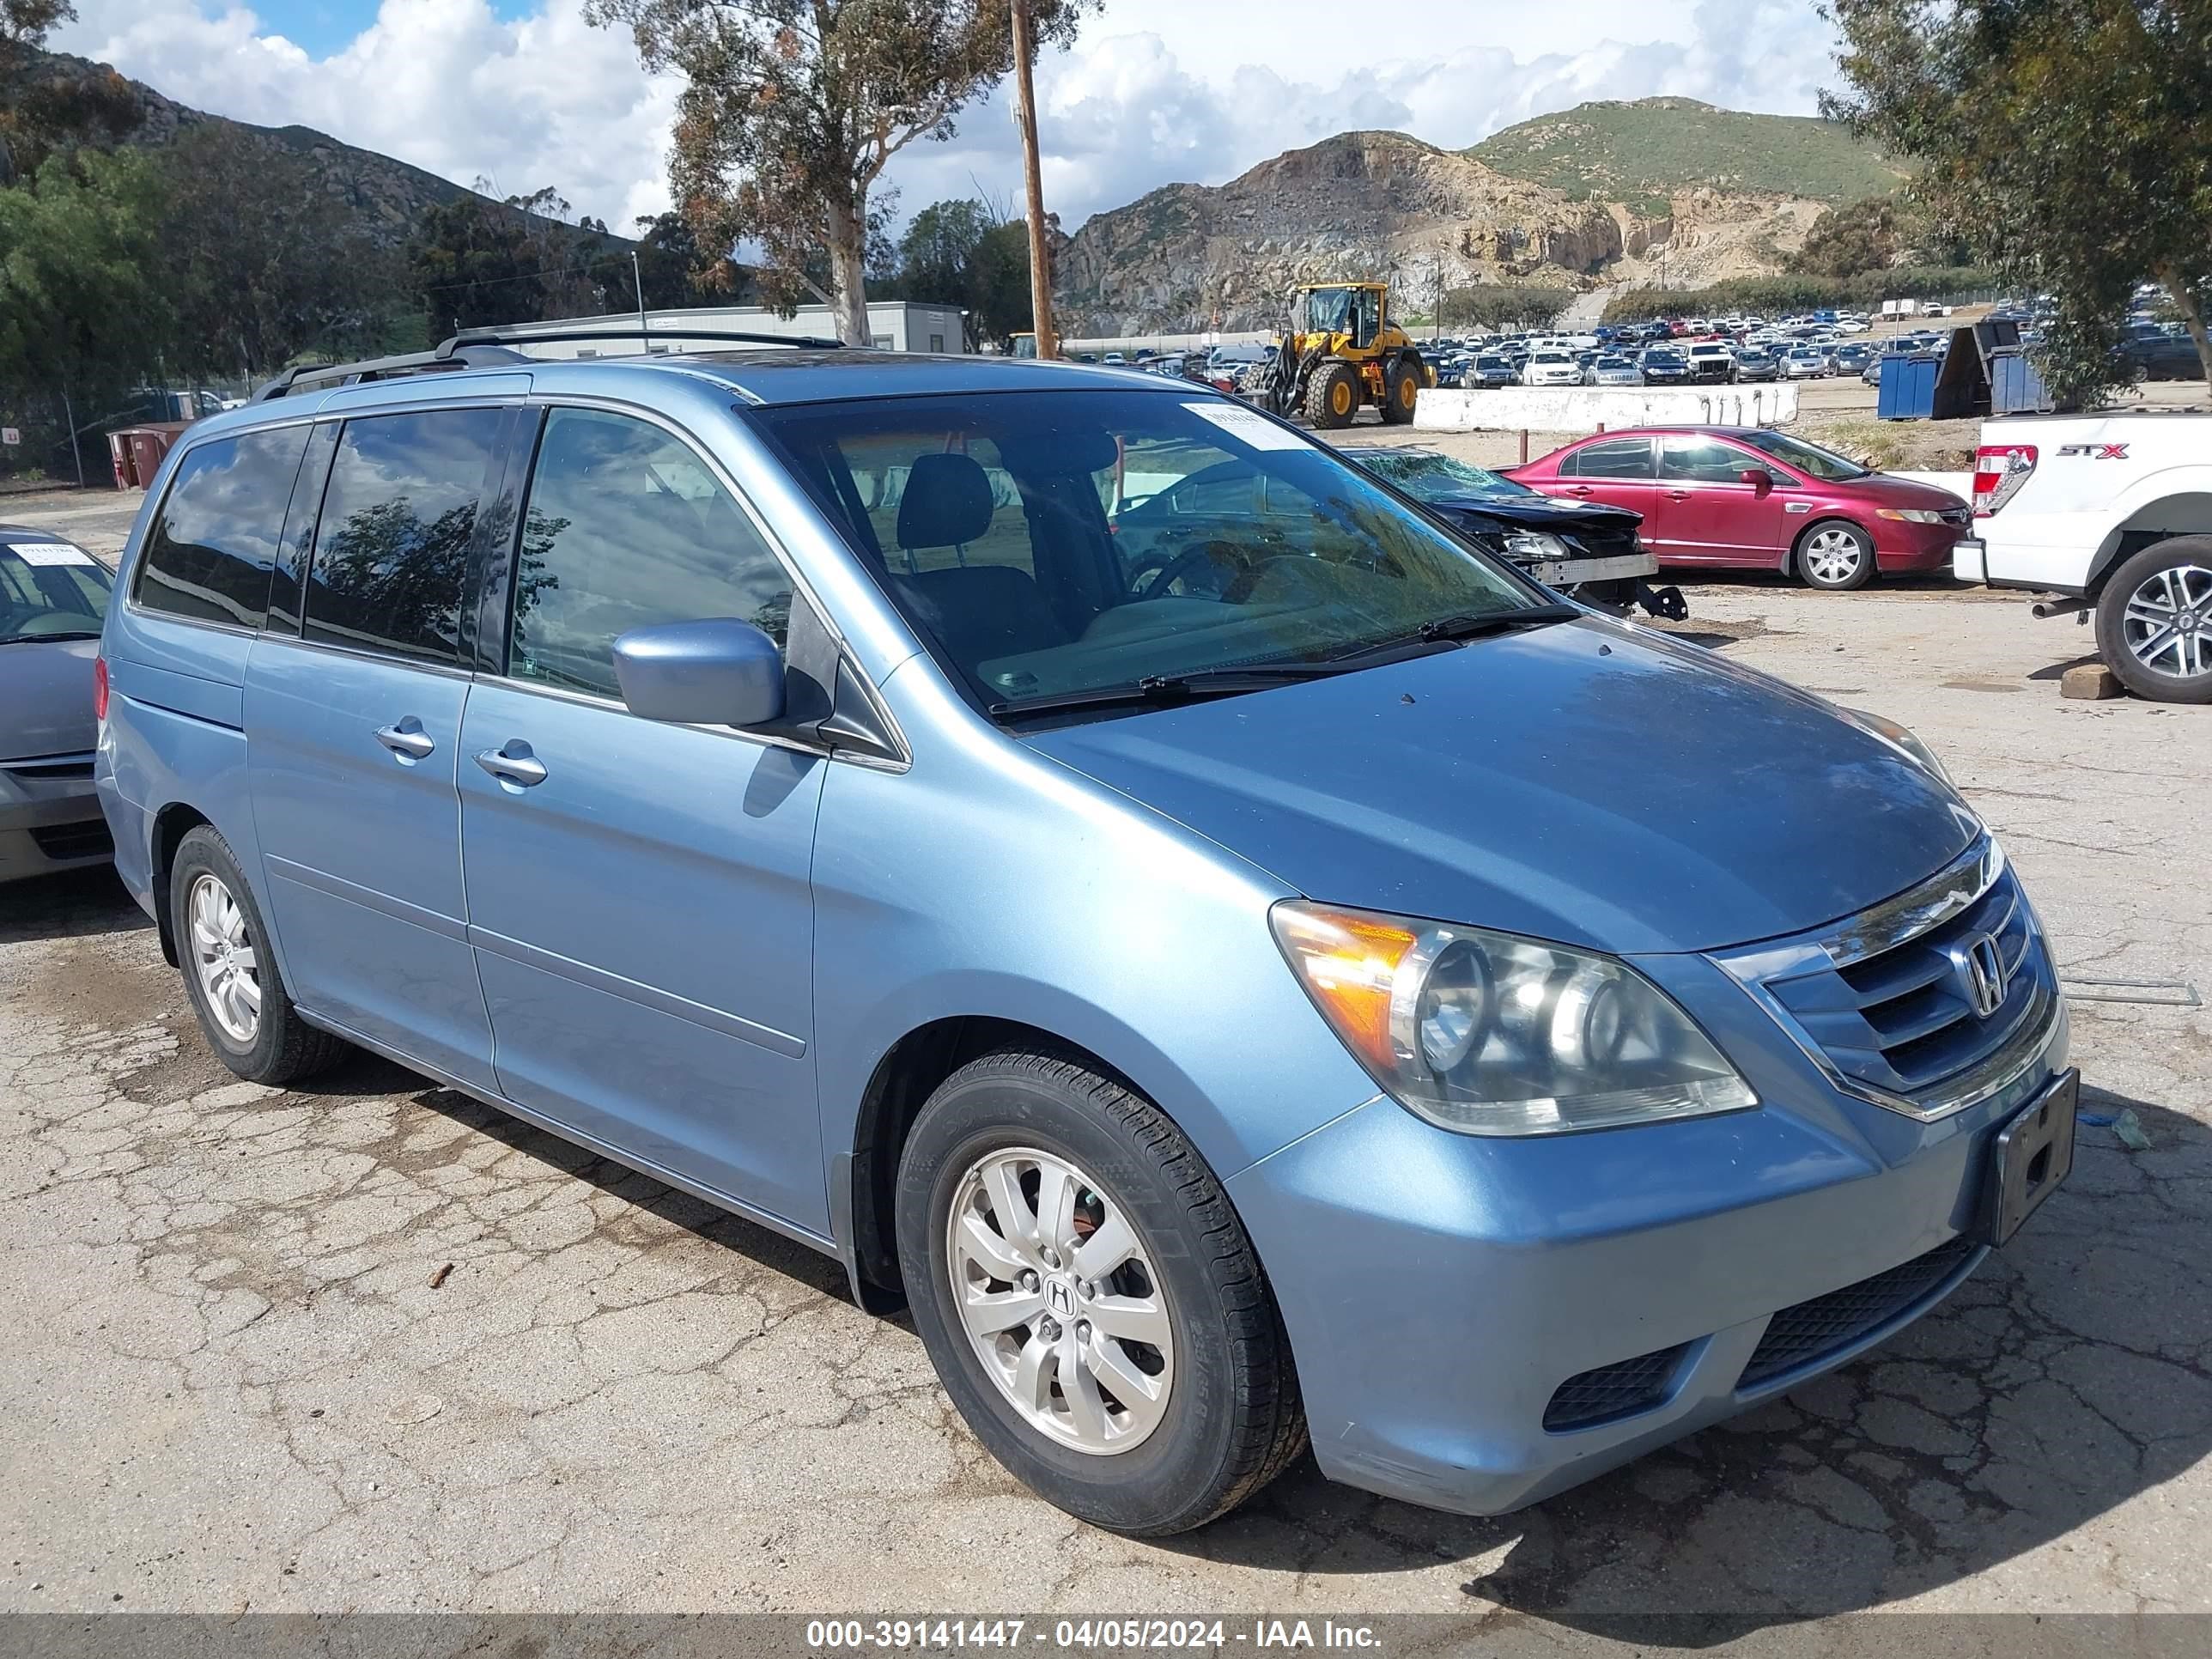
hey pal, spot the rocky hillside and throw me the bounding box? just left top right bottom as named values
left=1054, top=131, right=1626, bottom=336
left=20, top=46, right=580, bottom=245
left=1054, top=100, right=1903, bottom=336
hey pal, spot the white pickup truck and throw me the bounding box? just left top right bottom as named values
left=1955, top=410, right=2212, bottom=702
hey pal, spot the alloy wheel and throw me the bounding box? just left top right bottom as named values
left=945, top=1146, right=1174, bottom=1455
left=188, top=872, right=262, bottom=1043
left=1803, top=528, right=1866, bottom=586
left=2121, top=562, right=2212, bottom=679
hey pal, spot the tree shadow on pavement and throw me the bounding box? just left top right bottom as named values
left=297, top=1048, right=852, bottom=1305
left=0, top=866, right=151, bottom=945
left=1170, top=1084, right=2212, bottom=1644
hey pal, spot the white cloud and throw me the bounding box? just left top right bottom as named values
left=58, top=0, right=681, bottom=232
left=54, top=0, right=1840, bottom=238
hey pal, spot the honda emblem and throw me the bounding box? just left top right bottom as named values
left=1949, top=933, right=2008, bottom=1019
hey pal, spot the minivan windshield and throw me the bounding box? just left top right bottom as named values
left=757, top=389, right=1544, bottom=715
left=0, top=540, right=112, bottom=644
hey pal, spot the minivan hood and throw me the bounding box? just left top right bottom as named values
left=1, top=635, right=99, bottom=761
left=1028, top=621, right=1975, bottom=956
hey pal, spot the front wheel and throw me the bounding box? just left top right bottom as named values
left=1796, top=519, right=1876, bottom=591
left=1305, top=362, right=1358, bottom=429
left=2096, top=536, right=2212, bottom=702
left=1381, top=357, right=1420, bottom=424
left=896, top=1049, right=1305, bottom=1534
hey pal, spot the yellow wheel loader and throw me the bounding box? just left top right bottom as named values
left=1259, top=282, right=1432, bottom=429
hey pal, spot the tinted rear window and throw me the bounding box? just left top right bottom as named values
left=1562, top=438, right=1655, bottom=479
left=303, top=410, right=502, bottom=664
left=134, top=428, right=311, bottom=629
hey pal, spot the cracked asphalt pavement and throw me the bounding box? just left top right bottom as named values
left=1, top=507, right=2207, bottom=1627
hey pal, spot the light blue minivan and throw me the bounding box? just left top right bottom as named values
left=95, top=337, right=2077, bottom=1534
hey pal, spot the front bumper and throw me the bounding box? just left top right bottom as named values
left=1873, top=520, right=1969, bottom=572
left=1227, top=945, right=2069, bottom=1517
left=0, top=757, right=112, bottom=882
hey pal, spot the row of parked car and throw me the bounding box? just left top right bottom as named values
left=3, top=340, right=2073, bottom=1552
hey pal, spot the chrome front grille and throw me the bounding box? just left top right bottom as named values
left=1713, top=838, right=2063, bottom=1121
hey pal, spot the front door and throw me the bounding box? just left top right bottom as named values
left=1656, top=434, right=1793, bottom=566
left=246, top=406, right=508, bottom=1091
left=458, top=405, right=829, bottom=1231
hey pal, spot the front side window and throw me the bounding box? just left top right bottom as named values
left=507, top=408, right=793, bottom=701
left=303, top=409, right=502, bottom=663
left=758, top=389, right=1538, bottom=714
left=1731, top=428, right=1870, bottom=482
left=134, top=427, right=311, bottom=629
left=1662, top=437, right=1765, bottom=485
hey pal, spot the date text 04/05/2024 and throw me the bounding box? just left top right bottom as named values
left=805, top=1620, right=1382, bottom=1650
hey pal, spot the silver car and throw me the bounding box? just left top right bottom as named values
left=1586, top=354, right=1642, bottom=386
left=1, top=529, right=113, bottom=880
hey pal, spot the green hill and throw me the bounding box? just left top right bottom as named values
left=1468, top=97, right=1905, bottom=216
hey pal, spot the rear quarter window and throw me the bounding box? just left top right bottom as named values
left=133, top=427, right=313, bottom=629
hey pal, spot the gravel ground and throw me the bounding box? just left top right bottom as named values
left=1, top=455, right=2208, bottom=1640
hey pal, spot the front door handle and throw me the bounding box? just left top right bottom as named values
left=374, top=719, right=435, bottom=762
left=474, top=741, right=548, bottom=788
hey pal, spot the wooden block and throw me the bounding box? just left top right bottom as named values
left=2059, top=663, right=2124, bottom=700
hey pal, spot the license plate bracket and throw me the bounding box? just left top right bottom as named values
left=1982, top=1068, right=2079, bottom=1247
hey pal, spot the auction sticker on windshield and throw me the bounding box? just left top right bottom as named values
left=9, top=541, right=94, bottom=566
left=1181, top=402, right=1307, bottom=450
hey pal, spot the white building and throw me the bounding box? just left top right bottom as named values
left=494, top=301, right=969, bottom=356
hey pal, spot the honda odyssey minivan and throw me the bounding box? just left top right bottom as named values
left=96, top=337, right=2076, bottom=1536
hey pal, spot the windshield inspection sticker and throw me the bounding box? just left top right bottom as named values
left=1181, top=402, right=1308, bottom=452
left=9, top=541, right=94, bottom=567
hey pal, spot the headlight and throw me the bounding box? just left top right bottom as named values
left=1875, top=507, right=1948, bottom=524
left=1501, top=528, right=1570, bottom=562
left=1271, top=902, right=1757, bottom=1136
left=1838, top=706, right=1954, bottom=787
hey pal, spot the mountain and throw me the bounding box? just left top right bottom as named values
left=1054, top=100, right=1903, bottom=337
left=1468, top=97, right=1905, bottom=216
left=20, top=46, right=592, bottom=246
left=1054, top=131, right=1627, bottom=337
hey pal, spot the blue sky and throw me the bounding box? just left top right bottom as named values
left=58, top=2, right=1841, bottom=234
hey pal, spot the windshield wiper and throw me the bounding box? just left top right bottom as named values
left=1, top=629, right=101, bottom=645
left=989, top=663, right=1339, bottom=720
left=1324, top=603, right=1580, bottom=668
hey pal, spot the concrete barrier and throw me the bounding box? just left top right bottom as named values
left=1891, top=470, right=1972, bottom=502
left=1415, top=384, right=1800, bottom=434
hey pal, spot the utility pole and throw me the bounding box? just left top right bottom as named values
left=1010, top=0, right=1056, bottom=360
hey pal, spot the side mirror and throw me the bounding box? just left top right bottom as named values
left=612, top=618, right=785, bottom=728
left=1740, top=468, right=1773, bottom=497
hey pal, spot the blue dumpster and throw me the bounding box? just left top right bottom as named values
left=1988, top=349, right=2052, bottom=415
left=1877, top=353, right=1940, bottom=421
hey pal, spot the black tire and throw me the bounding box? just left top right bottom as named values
left=896, top=1048, right=1305, bottom=1535
left=1796, top=518, right=1877, bottom=591
left=1305, top=361, right=1358, bottom=429
left=1381, top=356, right=1420, bottom=424
left=2094, top=536, right=2212, bottom=703
left=169, top=825, right=350, bottom=1085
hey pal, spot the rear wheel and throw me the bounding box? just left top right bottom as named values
left=1305, top=362, right=1358, bottom=429
left=896, top=1048, right=1305, bottom=1534
left=2096, top=536, right=2212, bottom=702
left=169, top=826, right=350, bottom=1085
left=1796, top=519, right=1876, bottom=591
left=1381, top=356, right=1420, bottom=424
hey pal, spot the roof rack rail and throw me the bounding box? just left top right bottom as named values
left=251, top=325, right=843, bottom=404
left=251, top=341, right=534, bottom=404
left=444, top=325, right=847, bottom=353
